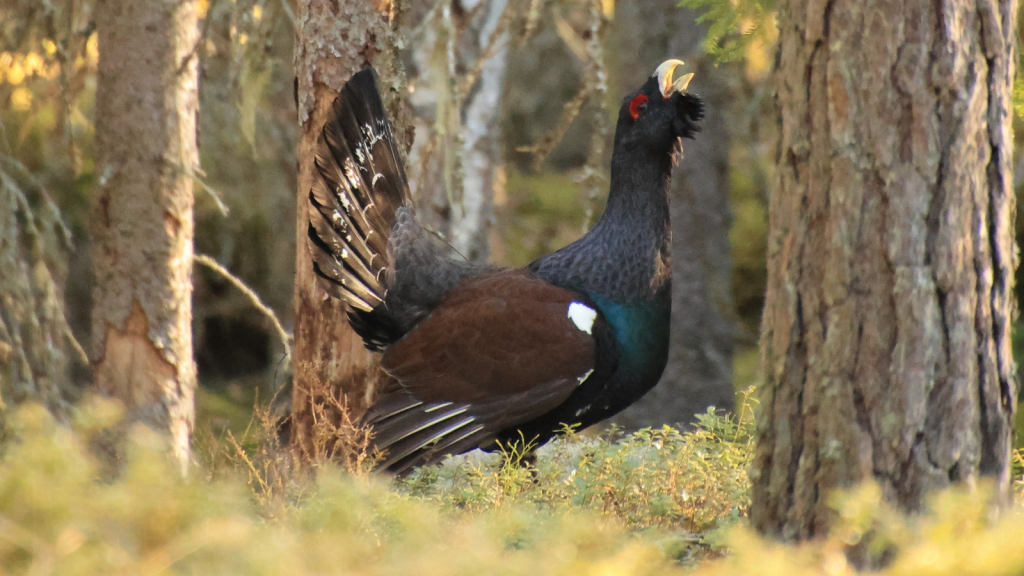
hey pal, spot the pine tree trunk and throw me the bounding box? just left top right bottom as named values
left=607, top=2, right=736, bottom=430
left=92, top=0, right=200, bottom=471
left=290, top=0, right=410, bottom=461
left=753, top=0, right=1018, bottom=539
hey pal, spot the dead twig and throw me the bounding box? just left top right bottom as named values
left=192, top=254, right=292, bottom=363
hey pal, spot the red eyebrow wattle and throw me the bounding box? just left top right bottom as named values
left=629, top=94, right=649, bottom=121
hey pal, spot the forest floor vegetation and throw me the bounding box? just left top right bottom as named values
left=0, top=392, right=1020, bottom=575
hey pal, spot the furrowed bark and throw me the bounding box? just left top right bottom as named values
left=753, top=0, right=1018, bottom=540
left=92, top=0, right=200, bottom=471
left=291, top=0, right=410, bottom=462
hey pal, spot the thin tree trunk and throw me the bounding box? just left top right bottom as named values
left=450, top=0, right=507, bottom=261
left=607, top=2, right=736, bottom=430
left=753, top=0, right=1018, bottom=541
left=92, top=0, right=200, bottom=471
left=406, top=0, right=508, bottom=262
left=290, top=0, right=410, bottom=461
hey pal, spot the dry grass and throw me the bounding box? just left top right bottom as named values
left=194, top=379, right=377, bottom=519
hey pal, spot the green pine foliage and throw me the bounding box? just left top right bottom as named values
left=677, top=0, right=777, bottom=63
left=0, top=398, right=1021, bottom=575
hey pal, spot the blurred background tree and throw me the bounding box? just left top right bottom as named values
left=90, top=0, right=200, bottom=471
left=0, top=0, right=98, bottom=425
left=0, top=0, right=1020, bottom=462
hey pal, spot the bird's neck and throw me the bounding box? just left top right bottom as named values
left=598, top=144, right=673, bottom=233
left=531, top=143, right=674, bottom=303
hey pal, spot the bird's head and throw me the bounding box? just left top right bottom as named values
left=613, top=59, right=704, bottom=152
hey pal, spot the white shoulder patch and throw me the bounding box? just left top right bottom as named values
left=567, top=301, right=597, bottom=335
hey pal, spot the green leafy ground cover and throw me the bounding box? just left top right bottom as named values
left=0, top=397, right=1021, bottom=575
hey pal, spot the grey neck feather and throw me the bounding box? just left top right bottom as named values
left=530, top=143, right=675, bottom=302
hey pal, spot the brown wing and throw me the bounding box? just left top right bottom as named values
left=365, top=269, right=600, bottom=473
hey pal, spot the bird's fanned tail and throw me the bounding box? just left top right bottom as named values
left=307, top=69, right=410, bottom=317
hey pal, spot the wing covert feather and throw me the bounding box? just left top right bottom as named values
left=381, top=269, right=599, bottom=402
left=364, top=269, right=606, bottom=473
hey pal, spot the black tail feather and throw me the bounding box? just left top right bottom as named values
left=385, top=423, right=490, bottom=476
left=362, top=376, right=579, bottom=475
left=363, top=392, right=494, bottom=475
left=307, top=68, right=410, bottom=316
left=329, top=77, right=406, bottom=225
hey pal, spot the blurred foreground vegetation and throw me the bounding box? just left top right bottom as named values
left=0, top=398, right=1020, bottom=575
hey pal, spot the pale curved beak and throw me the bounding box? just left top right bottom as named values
left=654, top=59, right=694, bottom=98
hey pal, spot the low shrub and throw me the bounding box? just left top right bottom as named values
left=0, top=396, right=1020, bottom=575
left=398, top=402, right=755, bottom=535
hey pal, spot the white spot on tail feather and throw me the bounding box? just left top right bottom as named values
left=363, top=123, right=385, bottom=146
left=343, top=159, right=359, bottom=185
left=567, top=302, right=597, bottom=335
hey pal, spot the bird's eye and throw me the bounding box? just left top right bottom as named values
left=629, top=94, right=649, bottom=121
